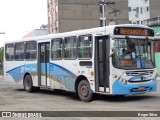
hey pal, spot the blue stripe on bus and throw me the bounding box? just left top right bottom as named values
left=6, top=66, right=23, bottom=82
left=6, top=64, right=37, bottom=82
left=6, top=63, right=76, bottom=82
left=49, top=63, right=76, bottom=77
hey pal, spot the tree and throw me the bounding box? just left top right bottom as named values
left=0, top=47, right=4, bottom=68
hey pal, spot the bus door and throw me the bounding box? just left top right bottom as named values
left=95, top=36, right=110, bottom=92
left=153, top=40, right=160, bottom=76
left=38, top=42, right=50, bottom=87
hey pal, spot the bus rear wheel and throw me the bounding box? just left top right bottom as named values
left=78, top=80, right=93, bottom=102
left=23, top=75, right=36, bottom=93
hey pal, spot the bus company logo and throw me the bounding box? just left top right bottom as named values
left=2, top=112, right=11, bottom=117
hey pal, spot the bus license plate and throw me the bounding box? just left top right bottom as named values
left=138, top=86, right=146, bottom=91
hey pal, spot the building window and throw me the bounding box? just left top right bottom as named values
left=5, top=43, right=14, bottom=60
left=64, top=37, right=77, bottom=59
left=49, top=0, right=52, bottom=4
left=51, top=38, right=62, bottom=59
left=100, top=5, right=103, bottom=13
left=100, top=19, right=106, bottom=27
left=15, top=42, right=25, bottom=60
left=55, top=5, right=58, bottom=13
left=137, top=21, right=139, bottom=24
left=136, top=7, right=139, bottom=14
left=147, top=6, right=149, bottom=11
left=99, top=4, right=106, bottom=19
left=141, top=7, right=143, bottom=14
left=48, top=11, right=51, bottom=17
left=129, top=7, right=131, bottom=12
left=100, top=20, right=103, bottom=27
left=25, top=41, right=37, bottom=60
left=78, top=35, right=92, bottom=59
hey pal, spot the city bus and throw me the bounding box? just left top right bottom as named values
left=4, top=24, right=157, bottom=102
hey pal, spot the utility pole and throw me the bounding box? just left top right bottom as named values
left=108, top=0, right=121, bottom=25
left=99, top=0, right=116, bottom=26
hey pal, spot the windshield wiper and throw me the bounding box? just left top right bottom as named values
left=122, top=37, right=135, bottom=56
left=126, top=37, right=135, bottom=52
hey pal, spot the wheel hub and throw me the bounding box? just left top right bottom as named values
left=81, top=85, right=89, bottom=97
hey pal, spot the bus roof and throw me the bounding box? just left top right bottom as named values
left=5, top=24, right=152, bottom=44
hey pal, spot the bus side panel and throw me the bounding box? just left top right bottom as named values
left=62, top=60, right=78, bottom=91
left=4, top=61, right=17, bottom=82
left=49, top=61, right=77, bottom=91
left=5, top=61, right=25, bottom=83
left=5, top=61, right=38, bottom=87
left=23, top=62, right=38, bottom=87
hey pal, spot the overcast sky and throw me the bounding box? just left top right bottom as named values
left=0, top=0, right=47, bottom=47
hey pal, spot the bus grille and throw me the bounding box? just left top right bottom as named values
left=130, top=87, right=152, bottom=92
left=126, top=70, right=154, bottom=76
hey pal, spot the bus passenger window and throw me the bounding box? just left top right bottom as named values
left=5, top=44, right=14, bottom=60
left=51, top=39, right=62, bottom=59
left=26, top=41, right=37, bottom=60
left=64, top=37, right=77, bottom=59
left=78, top=35, right=92, bottom=59
left=15, top=42, right=25, bottom=60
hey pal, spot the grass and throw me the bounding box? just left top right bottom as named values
left=0, top=70, right=3, bottom=76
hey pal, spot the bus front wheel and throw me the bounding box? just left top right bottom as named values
left=23, top=75, right=35, bottom=93
left=78, top=80, right=93, bottom=102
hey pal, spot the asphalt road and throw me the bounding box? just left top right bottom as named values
left=0, top=76, right=160, bottom=119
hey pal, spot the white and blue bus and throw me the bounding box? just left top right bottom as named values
left=4, top=24, right=157, bottom=102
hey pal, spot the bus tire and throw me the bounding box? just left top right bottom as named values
left=23, top=75, right=34, bottom=93
left=78, top=80, right=93, bottom=102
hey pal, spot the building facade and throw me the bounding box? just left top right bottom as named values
left=128, top=0, right=160, bottom=25
left=47, top=0, right=160, bottom=34
left=141, top=0, right=160, bottom=36
left=128, top=0, right=150, bottom=24
left=47, top=0, right=129, bottom=34
left=150, top=0, right=160, bottom=18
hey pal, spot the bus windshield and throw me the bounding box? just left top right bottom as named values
left=113, top=38, right=155, bottom=69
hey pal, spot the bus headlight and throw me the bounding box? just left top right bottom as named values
left=124, top=80, right=128, bottom=85
left=119, top=77, right=128, bottom=85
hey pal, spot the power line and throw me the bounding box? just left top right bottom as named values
left=99, top=0, right=122, bottom=26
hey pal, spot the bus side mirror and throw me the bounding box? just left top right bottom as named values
left=109, top=49, right=115, bottom=57
left=110, top=40, right=115, bottom=57
left=110, top=39, right=115, bottom=49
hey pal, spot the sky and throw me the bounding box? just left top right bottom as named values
left=0, top=0, right=47, bottom=47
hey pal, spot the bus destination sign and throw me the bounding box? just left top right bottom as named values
left=114, top=27, right=154, bottom=36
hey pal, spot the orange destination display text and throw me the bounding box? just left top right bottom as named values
left=120, top=28, right=148, bottom=36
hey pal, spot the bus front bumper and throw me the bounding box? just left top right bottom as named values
left=112, top=80, right=157, bottom=95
